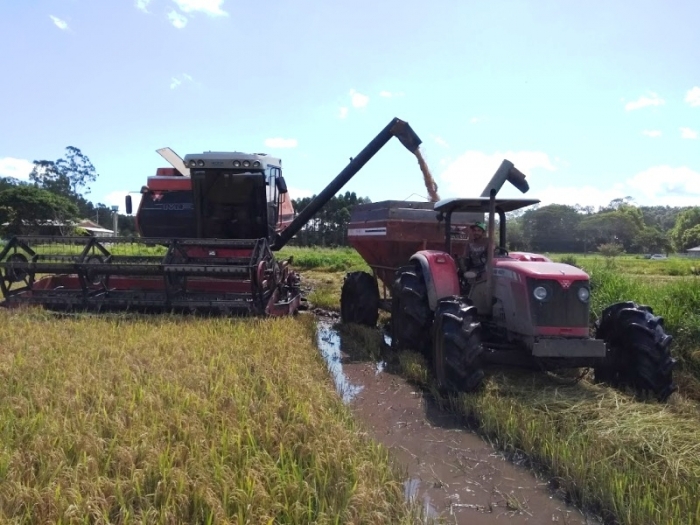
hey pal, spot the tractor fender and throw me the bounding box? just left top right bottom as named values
left=410, top=251, right=460, bottom=311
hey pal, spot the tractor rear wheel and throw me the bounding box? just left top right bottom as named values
left=594, top=301, right=677, bottom=402
left=431, top=296, right=484, bottom=393
left=391, top=262, right=433, bottom=353
left=340, top=271, right=380, bottom=327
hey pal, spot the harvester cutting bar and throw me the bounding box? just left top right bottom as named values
left=0, top=235, right=277, bottom=314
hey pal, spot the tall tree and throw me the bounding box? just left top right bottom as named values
left=670, top=207, right=700, bottom=251
left=520, top=204, right=584, bottom=252
left=0, top=186, right=79, bottom=235
left=29, top=146, right=98, bottom=198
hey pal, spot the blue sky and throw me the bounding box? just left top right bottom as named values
left=1, top=0, right=699, bottom=215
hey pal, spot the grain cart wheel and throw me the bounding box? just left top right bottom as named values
left=340, top=271, right=380, bottom=326
left=594, top=301, right=678, bottom=402
left=431, top=297, right=484, bottom=393
left=391, top=262, right=433, bottom=353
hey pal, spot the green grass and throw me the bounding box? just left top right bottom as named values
left=279, top=246, right=370, bottom=273
left=551, top=252, right=700, bottom=277
left=0, top=310, right=417, bottom=524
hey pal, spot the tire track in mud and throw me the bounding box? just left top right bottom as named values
left=315, top=317, right=601, bottom=524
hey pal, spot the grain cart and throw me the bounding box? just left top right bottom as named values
left=341, top=163, right=678, bottom=402
left=0, top=118, right=422, bottom=315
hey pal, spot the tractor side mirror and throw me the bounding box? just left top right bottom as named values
left=276, top=176, right=288, bottom=194
left=125, top=195, right=133, bottom=215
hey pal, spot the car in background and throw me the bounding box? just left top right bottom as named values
left=649, top=254, right=668, bottom=260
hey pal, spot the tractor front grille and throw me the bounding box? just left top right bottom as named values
left=526, top=278, right=590, bottom=327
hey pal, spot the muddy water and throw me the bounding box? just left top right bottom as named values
left=316, top=319, right=600, bottom=524
left=414, top=148, right=441, bottom=203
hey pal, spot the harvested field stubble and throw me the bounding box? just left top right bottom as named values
left=0, top=310, right=414, bottom=524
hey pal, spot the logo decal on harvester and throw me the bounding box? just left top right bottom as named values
left=559, top=279, right=572, bottom=289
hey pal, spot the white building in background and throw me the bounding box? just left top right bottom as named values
left=686, top=246, right=700, bottom=258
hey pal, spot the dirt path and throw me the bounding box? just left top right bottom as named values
left=316, top=319, right=601, bottom=524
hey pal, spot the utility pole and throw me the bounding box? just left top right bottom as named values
left=111, top=205, right=119, bottom=237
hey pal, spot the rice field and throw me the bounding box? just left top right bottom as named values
left=3, top=246, right=700, bottom=524
left=0, top=309, right=417, bottom=524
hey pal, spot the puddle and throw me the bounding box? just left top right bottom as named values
left=315, top=319, right=364, bottom=403
left=313, top=318, right=601, bottom=524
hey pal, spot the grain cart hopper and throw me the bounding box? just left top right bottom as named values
left=0, top=118, right=422, bottom=315
left=341, top=163, right=678, bottom=402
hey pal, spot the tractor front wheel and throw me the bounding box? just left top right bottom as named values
left=594, top=301, right=677, bottom=402
left=340, top=271, right=380, bottom=327
left=391, top=262, right=433, bottom=353
left=431, top=297, right=485, bottom=393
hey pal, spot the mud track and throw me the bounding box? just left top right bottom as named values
left=314, top=315, right=601, bottom=524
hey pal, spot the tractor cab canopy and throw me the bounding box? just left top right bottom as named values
left=434, top=197, right=540, bottom=215
left=434, top=197, right=541, bottom=253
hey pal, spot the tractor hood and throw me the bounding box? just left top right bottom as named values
left=496, top=259, right=590, bottom=281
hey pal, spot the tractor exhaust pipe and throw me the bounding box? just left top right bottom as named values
left=272, top=117, right=422, bottom=250
left=486, top=189, right=497, bottom=316
left=480, top=159, right=530, bottom=197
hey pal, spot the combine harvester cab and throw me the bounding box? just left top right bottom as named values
left=0, top=117, right=426, bottom=317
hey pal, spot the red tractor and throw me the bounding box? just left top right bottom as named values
left=341, top=163, right=678, bottom=402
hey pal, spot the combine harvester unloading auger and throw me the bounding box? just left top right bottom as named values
left=0, top=118, right=423, bottom=316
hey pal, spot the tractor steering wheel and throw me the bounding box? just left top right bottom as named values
left=479, top=246, right=510, bottom=265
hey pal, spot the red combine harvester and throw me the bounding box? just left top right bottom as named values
left=0, top=118, right=422, bottom=316
left=341, top=163, right=678, bottom=402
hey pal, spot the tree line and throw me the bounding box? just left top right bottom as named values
left=506, top=197, right=700, bottom=254
left=3, top=148, right=700, bottom=255
left=0, top=146, right=136, bottom=237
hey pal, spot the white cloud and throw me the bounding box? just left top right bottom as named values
left=172, top=0, right=228, bottom=16
left=287, top=187, right=313, bottom=200
left=624, top=92, right=665, bottom=111
left=626, top=165, right=700, bottom=206
left=0, top=157, right=34, bottom=180
left=264, top=138, right=298, bottom=148
left=524, top=165, right=700, bottom=209
left=349, top=89, right=369, bottom=108
left=642, top=130, right=662, bottom=137
left=168, top=10, right=188, bottom=28
left=103, top=191, right=141, bottom=215
left=680, top=127, right=698, bottom=139
left=440, top=150, right=556, bottom=198
left=379, top=90, right=404, bottom=98
left=135, top=0, right=152, bottom=13
left=532, top=184, right=627, bottom=208
left=338, top=107, right=348, bottom=119
left=685, top=87, right=700, bottom=107
left=50, top=15, right=68, bottom=30
left=169, top=73, right=195, bottom=89
left=469, top=117, right=483, bottom=124
left=432, top=135, right=449, bottom=148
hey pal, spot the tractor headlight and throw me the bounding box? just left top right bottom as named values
left=233, top=160, right=241, bottom=167
left=242, top=160, right=251, bottom=167
left=252, top=160, right=261, bottom=167
left=533, top=286, right=548, bottom=301
left=577, top=286, right=590, bottom=302
left=188, top=159, right=197, bottom=167
left=196, top=160, right=205, bottom=167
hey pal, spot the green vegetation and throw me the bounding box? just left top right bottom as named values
left=0, top=310, right=415, bottom=524
left=279, top=246, right=370, bottom=273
